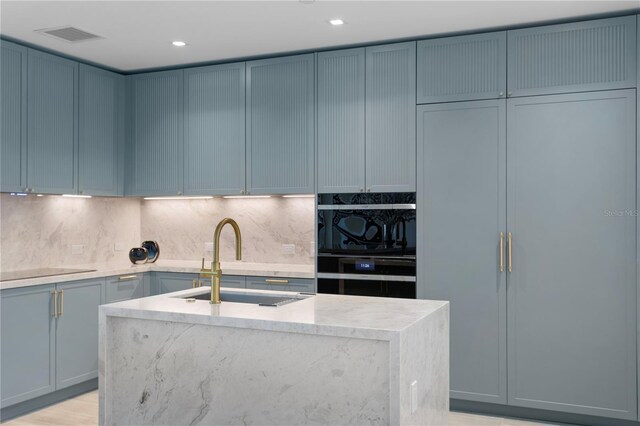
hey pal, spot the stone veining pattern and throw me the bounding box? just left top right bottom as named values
left=0, top=194, right=140, bottom=271
left=140, top=197, right=314, bottom=264
left=105, top=316, right=390, bottom=425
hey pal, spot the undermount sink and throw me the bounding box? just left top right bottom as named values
left=182, top=291, right=304, bottom=307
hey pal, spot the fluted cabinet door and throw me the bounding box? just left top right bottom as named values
left=27, top=49, right=77, bottom=194
left=506, top=90, right=637, bottom=420
left=184, top=63, right=245, bottom=195
left=365, top=42, right=416, bottom=193
left=79, top=65, right=124, bottom=196
left=418, top=100, right=507, bottom=404
left=127, top=70, right=183, bottom=196
left=317, top=48, right=365, bottom=193
left=246, top=54, right=314, bottom=195
left=507, top=16, right=636, bottom=97
left=0, top=41, right=27, bottom=193
left=417, top=32, right=506, bottom=103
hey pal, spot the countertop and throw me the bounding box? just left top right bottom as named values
left=0, top=260, right=315, bottom=291
left=100, top=286, right=449, bottom=341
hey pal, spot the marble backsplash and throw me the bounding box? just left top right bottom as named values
left=0, top=194, right=141, bottom=271
left=0, top=194, right=315, bottom=272
left=140, top=197, right=315, bottom=264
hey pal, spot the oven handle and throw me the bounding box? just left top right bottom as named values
left=317, top=273, right=416, bottom=282
left=317, top=203, right=416, bottom=210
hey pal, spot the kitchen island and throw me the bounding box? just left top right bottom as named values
left=99, top=287, right=449, bottom=425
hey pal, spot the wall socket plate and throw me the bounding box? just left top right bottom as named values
left=281, top=244, right=296, bottom=255
left=71, top=244, right=84, bottom=255
left=410, top=380, right=418, bottom=413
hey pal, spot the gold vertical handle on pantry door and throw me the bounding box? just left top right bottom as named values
left=59, top=289, right=64, bottom=317
left=508, top=232, right=513, bottom=273
left=499, top=232, right=504, bottom=272
left=52, top=290, right=57, bottom=318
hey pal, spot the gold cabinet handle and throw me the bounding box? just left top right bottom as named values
left=118, top=275, right=138, bottom=281
left=192, top=279, right=197, bottom=288
left=52, top=290, right=58, bottom=318
left=499, top=232, right=504, bottom=272
left=265, top=279, right=289, bottom=284
left=59, top=289, right=64, bottom=317
left=508, top=232, right=513, bottom=273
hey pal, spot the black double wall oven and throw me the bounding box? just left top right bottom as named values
left=317, top=193, right=417, bottom=299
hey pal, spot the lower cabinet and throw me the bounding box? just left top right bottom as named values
left=1, top=278, right=106, bottom=409
left=246, top=276, right=315, bottom=293
left=1, top=274, right=150, bottom=411
left=105, top=273, right=147, bottom=303
left=152, top=273, right=315, bottom=294
left=55, top=279, right=104, bottom=390
left=1, top=285, right=56, bottom=408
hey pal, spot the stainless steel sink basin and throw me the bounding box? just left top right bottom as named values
left=183, top=291, right=303, bottom=307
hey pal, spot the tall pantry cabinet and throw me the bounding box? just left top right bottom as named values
left=417, top=15, right=638, bottom=421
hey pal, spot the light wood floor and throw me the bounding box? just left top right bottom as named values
left=2, top=390, right=561, bottom=426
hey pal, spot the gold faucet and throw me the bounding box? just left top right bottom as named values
left=200, top=218, right=242, bottom=304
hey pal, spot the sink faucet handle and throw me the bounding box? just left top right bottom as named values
left=201, top=257, right=205, bottom=269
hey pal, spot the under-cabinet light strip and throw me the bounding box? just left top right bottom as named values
left=143, top=196, right=214, bottom=200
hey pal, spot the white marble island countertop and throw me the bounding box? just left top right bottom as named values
left=100, top=288, right=449, bottom=425
left=0, top=260, right=314, bottom=290
left=100, top=286, right=448, bottom=340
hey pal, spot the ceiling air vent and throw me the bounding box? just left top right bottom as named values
left=36, top=26, right=102, bottom=43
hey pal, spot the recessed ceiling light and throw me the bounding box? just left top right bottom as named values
left=172, top=41, right=187, bottom=47
left=329, top=19, right=344, bottom=26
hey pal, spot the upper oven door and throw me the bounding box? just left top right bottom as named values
left=317, top=193, right=416, bottom=256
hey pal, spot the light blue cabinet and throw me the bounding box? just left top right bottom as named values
left=78, top=65, right=124, bottom=196
left=417, top=100, right=507, bottom=404
left=0, top=41, right=27, bottom=193
left=55, top=279, right=104, bottom=390
left=507, top=16, right=636, bottom=97
left=246, top=54, right=315, bottom=195
left=184, top=63, right=246, bottom=195
left=417, top=32, right=506, bottom=103
left=105, top=274, right=146, bottom=303
left=245, top=276, right=315, bottom=293
left=506, top=90, right=637, bottom=420
left=27, top=49, right=78, bottom=194
left=154, top=272, right=195, bottom=294
left=126, top=70, right=184, bottom=196
left=365, top=42, right=416, bottom=192
left=0, top=285, right=56, bottom=408
left=316, top=48, right=366, bottom=193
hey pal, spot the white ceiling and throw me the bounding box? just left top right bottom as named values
left=1, top=1, right=638, bottom=72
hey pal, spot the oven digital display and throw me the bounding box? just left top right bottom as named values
left=355, top=261, right=375, bottom=271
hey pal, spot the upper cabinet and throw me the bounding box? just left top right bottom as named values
left=317, top=48, right=366, bottom=193
left=417, top=32, right=507, bottom=103
left=0, top=41, right=27, bottom=193
left=79, top=65, right=124, bottom=196
left=126, top=70, right=184, bottom=196
left=27, top=50, right=78, bottom=194
left=184, top=63, right=246, bottom=195
left=317, top=43, right=416, bottom=194
left=365, top=42, right=416, bottom=193
left=508, top=16, right=637, bottom=97
left=246, top=54, right=315, bottom=195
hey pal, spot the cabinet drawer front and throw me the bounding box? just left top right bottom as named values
left=245, top=276, right=315, bottom=293
left=106, top=275, right=144, bottom=303
left=417, top=32, right=506, bottom=103
left=220, top=275, right=246, bottom=289
left=507, top=16, right=636, bottom=97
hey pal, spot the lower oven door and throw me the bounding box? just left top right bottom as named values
left=317, top=273, right=416, bottom=299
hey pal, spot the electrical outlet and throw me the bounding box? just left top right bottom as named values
left=410, top=380, right=418, bottom=413
left=71, top=244, right=84, bottom=255
left=281, top=244, right=296, bottom=255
